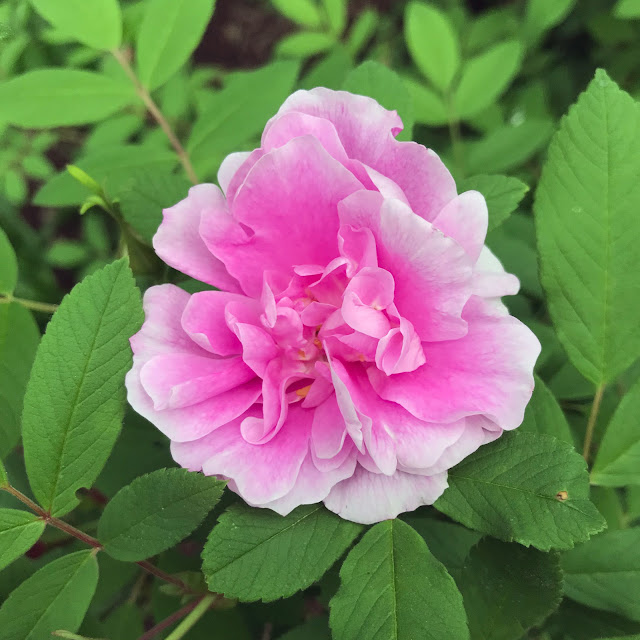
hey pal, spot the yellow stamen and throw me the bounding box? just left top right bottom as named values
left=296, top=385, right=312, bottom=398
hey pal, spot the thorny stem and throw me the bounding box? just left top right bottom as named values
left=0, top=294, right=58, bottom=313
left=164, top=594, right=216, bottom=640
left=583, top=383, right=605, bottom=462
left=136, top=598, right=203, bottom=640
left=110, top=48, right=199, bottom=185
left=1, top=484, right=192, bottom=593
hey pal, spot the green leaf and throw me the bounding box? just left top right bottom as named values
left=3, top=169, right=27, bottom=205
left=404, top=77, right=449, bottom=126
left=459, top=174, right=529, bottom=232
left=21, top=154, right=54, bottom=180
left=0, top=459, right=7, bottom=487
left=28, top=0, right=122, bottom=49
left=404, top=2, right=460, bottom=93
left=280, top=617, right=331, bottom=640
left=592, top=378, right=640, bottom=486
left=301, top=47, right=353, bottom=91
left=188, top=62, right=299, bottom=177
left=435, top=431, right=606, bottom=551
left=550, top=599, right=640, bottom=640
left=519, top=375, right=574, bottom=444
left=0, top=549, right=98, bottom=639
left=84, top=114, right=143, bottom=151
left=330, top=519, right=469, bottom=640
left=137, top=0, right=216, bottom=91
left=119, top=171, right=191, bottom=244
left=0, top=226, right=17, bottom=296
left=273, top=0, right=323, bottom=28
left=454, top=40, right=523, bottom=119
left=342, top=61, right=414, bottom=141
left=22, top=260, right=143, bottom=517
left=98, top=468, right=225, bottom=561
left=562, top=529, right=640, bottom=622
left=615, top=0, right=640, bottom=17
left=346, top=8, right=377, bottom=57
left=35, top=145, right=179, bottom=207
left=534, top=70, right=640, bottom=384
left=276, top=32, right=335, bottom=59
left=202, top=503, right=362, bottom=602
left=322, top=0, right=347, bottom=35
left=456, top=538, right=562, bottom=640
left=46, top=241, right=90, bottom=269
left=0, top=509, right=45, bottom=573
left=0, top=303, right=40, bottom=459
left=0, top=70, right=138, bottom=128
left=523, top=0, right=576, bottom=44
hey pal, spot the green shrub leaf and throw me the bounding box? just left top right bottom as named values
left=0, top=226, right=17, bottom=296
left=273, top=0, right=323, bottom=28
left=0, top=509, right=45, bottom=572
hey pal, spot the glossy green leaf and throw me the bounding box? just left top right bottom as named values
left=0, top=226, right=17, bottom=296
left=343, top=61, right=414, bottom=140
left=0, top=303, right=40, bottom=460
left=456, top=538, right=562, bottom=640
left=0, top=70, right=137, bottom=128
left=459, top=174, right=529, bottom=232
left=98, top=468, right=225, bottom=561
left=0, top=550, right=98, bottom=639
left=519, top=375, right=573, bottom=444
left=0, top=509, right=45, bottom=573
left=137, top=0, right=216, bottom=91
left=276, top=32, right=334, bottom=59
left=592, top=378, right=640, bottom=486
left=28, top=0, right=122, bottom=49
left=535, top=70, right=640, bottom=384
left=203, top=503, right=362, bottom=602
left=562, top=529, right=640, bottom=622
left=615, top=0, right=640, bottom=17
left=273, top=0, right=323, bottom=28
left=404, top=2, right=460, bottom=93
left=330, top=519, right=469, bottom=640
left=454, top=40, right=523, bottom=119
left=22, top=260, right=143, bottom=517
left=435, top=431, right=606, bottom=551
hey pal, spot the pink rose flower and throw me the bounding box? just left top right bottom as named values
left=126, top=89, right=540, bottom=524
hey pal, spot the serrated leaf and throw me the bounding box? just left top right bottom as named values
left=28, top=0, right=122, bottom=50
left=273, top=0, right=323, bottom=28
left=330, top=519, right=469, bottom=640
left=615, top=0, right=640, bottom=17
left=404, top=1, right=460, bottom=93
left=435, top=431, right=605, bottom=551
left=454, top=40, right=523, bottom=119
left=137, top=0, right=216, bottom=91
left=562, top=529, right=640, bottom=622
left=0, top=509, right=45, bottom=572
left=203, top=503, right=361, bottom=602
left=534, top=70, right=640, bottom=384
left=592, top=378, right=640, bottom=486
left=459, top=174, right=529, bottom=232
left=0, top=303, right=39, bottom=459
left=456, top=538, right=562, bottom=640
left=519, top=375, right=574, bottom=444
left=0, top=70, right=137, bottom=128
left=0, top=550, right=98, bottom=640
left=34, top=145, right=178, bottom=208
left=22, top=260, right=143, bottom=517
left=342, top=61, right=414, bottom=141
left=98, top=468, right=225, bottom=561
left=119, top=171, right=191, bottom=244
left=0, top=226, right=17, bottom=296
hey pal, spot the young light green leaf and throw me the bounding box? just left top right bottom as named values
left=35, top=145, right=179, bottom=208
left=404, top=77, right=449, bottom=126
left=404, top=2, right=460, bottom=93
left=523, top=0, right=576, bottom=44
left=591, top=378, right=640, bottom=486
left=3, top=170, right=27, bottom=205
left=137, top=0, right=216, bottom=91
left=301, top=47, right=353, bottom=91
left=0, top=509, right=45, bottom=572
left=535, top=70, right=640, bottom=385
left=0, top=303, right=40, bottom=459
left=119, top=171, right=191, bottom=244
left=322, top=0, right=347, bottom=35
left=435, top=431, right=606, bottom=551
left=456, top=538, right=562, bottom=640
left=0, top=226, right=17, bottom=296
left=203, top=503, right=362, bottom=602
left=273, top=0, right=323, bottom=28
left=459, top=174, right=529, bottom=232
left=346, top=8, right=377, bottom=57
left=22, top=259, right=143, bottom=517
left=276, top=32, right=335, bottom=59
left=330, top=519, right=469, bottom=640
left=519, top=375, right=574, bottom=444
left=0, top=550, right=98, bottom=639
left=0, top=70, right=138, bottom=128
left=46, top=241, right=90, bottom=269
left=28, top=0, right=122, bottom=50
left=0, top=459, right=7, bottom=487
left=343, top=61, right=414, bottom=140
left=615, top=0, right=640, bottom=17
left=98, top=468, right=225, bottom=561
left=454, top=40, right=523, bottom=119
left=562, top=529, right=640, bottom=622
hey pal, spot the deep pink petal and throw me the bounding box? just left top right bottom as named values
left=375, top=316, right=426, bottom=375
